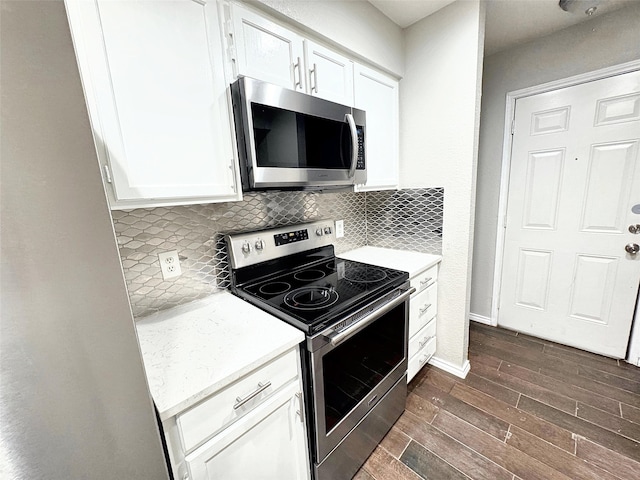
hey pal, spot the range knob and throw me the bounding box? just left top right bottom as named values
left=316, top=228, right=324, bottom=236
left=241, top=241, right=252, bottom=254
left=255, top=239, right=265, bottom=251
left=324, top=227, right=332, bottom=235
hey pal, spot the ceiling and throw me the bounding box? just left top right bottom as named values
left=368, top=0, right=636, bottom=56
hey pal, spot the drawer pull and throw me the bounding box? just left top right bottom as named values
left=233, top=381, right=271, bottom=410
left=420, top=277, right=433, bottom=288
left=419, top=335, right=433, bottom=348
left=419, top=304, right=432, bottom=315
left=419, top=354, right=429, bottom=365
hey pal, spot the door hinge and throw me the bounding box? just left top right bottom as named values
left=503, top=214, right=507, bottom=229
left=511, top=119, right=515, bottom=135
left=103, top=164, right=112, bottom=184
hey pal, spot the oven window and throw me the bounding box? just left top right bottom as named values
left=322, top=303, right=405, bottom=432
left=251, top=104, right=352, bottom=169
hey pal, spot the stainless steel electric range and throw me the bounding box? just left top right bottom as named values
left=226, top=220, right=414, bottom=480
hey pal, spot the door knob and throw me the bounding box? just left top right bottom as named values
left=629, top=224, right=640, bottom=234
left=625, top=243, right=640, bottom=254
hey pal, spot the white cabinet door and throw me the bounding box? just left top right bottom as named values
left=353, top=64, right=399, bottom=192
left=185, top=381, right=310, bottom=480
left=66, top=0, right=240, bottom=208
left=230, top=2, right=305, bottom=91
left=304, top=40, right=354, bottom=105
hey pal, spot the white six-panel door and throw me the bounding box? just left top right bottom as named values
left=499, top=70, right=640, bottom=358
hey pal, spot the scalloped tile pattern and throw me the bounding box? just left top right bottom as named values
left=366, top=188, right=443, bottom=253
left=114, top=188, right=443, bottom=318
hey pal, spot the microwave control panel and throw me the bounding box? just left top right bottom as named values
left=357, top=126, right=365, bottom=170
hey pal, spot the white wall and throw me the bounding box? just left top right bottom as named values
left=471, top=4, right=640, bottom=321
left=400, top=0, right=485, bottom=373
left=254, top=0, right=404, bottom=77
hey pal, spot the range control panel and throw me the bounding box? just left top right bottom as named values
left=274, top=228, right=309, bottom=246
left=225, top=220, right=336, bottom=269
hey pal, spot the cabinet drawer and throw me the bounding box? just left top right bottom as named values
left=410, top=264, right=438, bottom=295
left=177, top=348, right=298, bottom=453
left=408, top=319, right=436, bottom=359
left=409, top=283, right=437, bottom=338
left=407, top=336, right=436, bottom=382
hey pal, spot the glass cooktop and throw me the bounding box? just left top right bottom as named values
left=237, top=257, right=408, bottom=333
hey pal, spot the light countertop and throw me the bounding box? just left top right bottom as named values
left=339, top=246, right=441, bottom=278
left=136, top=291, right=304, bottom=420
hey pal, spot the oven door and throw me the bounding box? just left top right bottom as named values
left=309, top=286, right=411, bottom=462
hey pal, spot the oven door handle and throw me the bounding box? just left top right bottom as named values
left=327, top=287, right=416, bottom=347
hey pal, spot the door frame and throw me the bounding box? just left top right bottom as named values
left=490, top=59, right=640, bottom=332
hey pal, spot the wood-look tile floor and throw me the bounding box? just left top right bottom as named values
left=355, top=321, right=640, bottom=480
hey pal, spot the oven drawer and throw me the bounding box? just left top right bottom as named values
left=409, top=283, right=437, bottom=338
left=410, top=264, right=438, bottom=295
left=408, top=336, right=436, bottom=382
left=408, top=318, right=436, bottom=359
left=176, top=348, right=298, bottom=453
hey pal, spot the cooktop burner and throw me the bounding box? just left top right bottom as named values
left=294, top=269, right=326, bottom=282
left=258, top=281, right=291, bottom=296
left=343, top=265, right=387, bottom=284
left=284, top=286, right=339, bottom=310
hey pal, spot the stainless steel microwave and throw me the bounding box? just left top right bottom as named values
left=230, top=76, right=366, bottom=191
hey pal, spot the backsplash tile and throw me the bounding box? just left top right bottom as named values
left=114, top=188, right=443, bottom=318
left=366, top=188, right=443, bottom=254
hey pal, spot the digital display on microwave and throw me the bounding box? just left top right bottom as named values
left=274, top=229, right=309, bottom=246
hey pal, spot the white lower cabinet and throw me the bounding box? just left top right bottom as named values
left=185, top=381, right=308, bottom=480
left=407, top=266, right=438, bottom=382
left=163, top=348, right=310, bottom=480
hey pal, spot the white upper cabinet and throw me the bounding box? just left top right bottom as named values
left=66, top=0, right=241, bottom=209
left=230, top=2, right=306, bottom=91
left=353, top=63, right=399, bottom=191
left=304, top=40, right=354, bottom=105
left=229, top=2, right=354, bottom=105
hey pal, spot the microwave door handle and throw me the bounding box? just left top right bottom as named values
left=345, top=113, right=358, bottom=179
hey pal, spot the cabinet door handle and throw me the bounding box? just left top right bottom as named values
left=293, top=57, right=302, bottom=89
left=233, top=381, right=271, bottom=410
left=310, top=63, right=318, bottom=93
left=420, top=277, right=433, bottom=288
left=295, top=392, right=304, bottom=422
left=419, top=304, right=432, bottom=315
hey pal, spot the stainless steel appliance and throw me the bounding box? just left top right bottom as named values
left=2, top=2, right=168, bottom=478
left=226, top=221, right=413, bottom=480
left=230, top=76, right=367, bottom=191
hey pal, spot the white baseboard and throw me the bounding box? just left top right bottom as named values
left=469, top=313, right=492, bottom=325
left=428, top=355, right=471, bottom=379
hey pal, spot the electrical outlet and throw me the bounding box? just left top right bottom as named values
left=335, top=220, right=344, bottom=238
left=158, top=250, right=182, bottom=280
